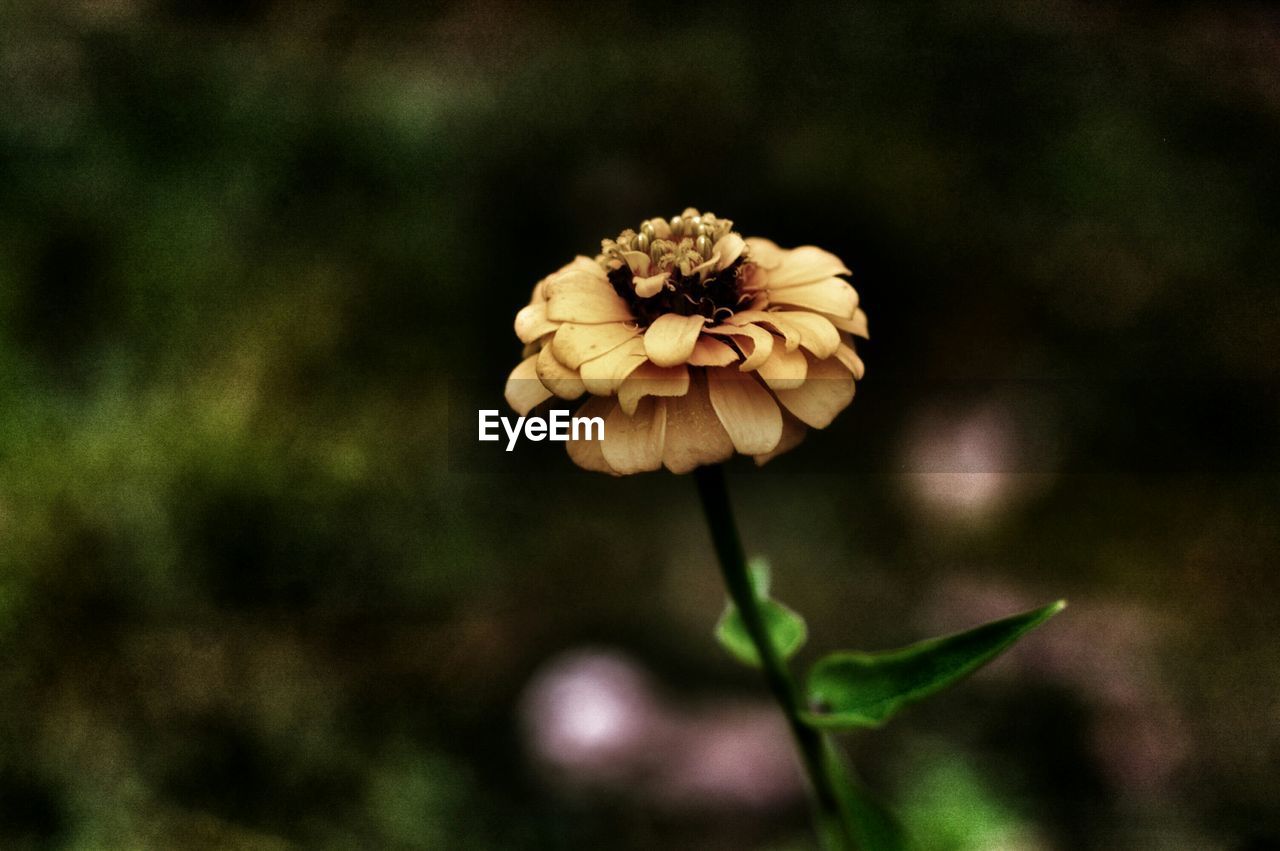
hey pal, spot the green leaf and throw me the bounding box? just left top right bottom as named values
left=822, top=738, right=910, bottom=851
left=714, top=556, right=808, bottom=668
left=745, top=555, right=772, bottom=597
left=802, top=600, right=1065, bottom=729
left=716, top=597, right=808, bottom=668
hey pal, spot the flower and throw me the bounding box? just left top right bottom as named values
left=505, top=208, right=867, bottom=474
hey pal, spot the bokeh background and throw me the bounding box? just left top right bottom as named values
left=3, top=1, right=1280, bottom=848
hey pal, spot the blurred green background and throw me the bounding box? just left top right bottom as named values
left=2, top=1, right=1279, bottom=848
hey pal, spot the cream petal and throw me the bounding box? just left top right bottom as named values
left=744, top=237, right=786, bottom=269
left=753, top=412, right=808, bottom=466
left=738, top=263, right=769, bottom=296
left=552, top=322, right=639, bottom=369
left=579, top=336, right=648, bottom=395
left=515, top=302, right=559, bottom=343
left=601, top=396, right=667, bottom=475
left=726, top=310, right=800, bottom=351
left=623, top=250, right=651, bottom=276
left=706, top=323, right=774, bottom=371
left=685, top=251, right=721, bottom=277
left=687, top=336, right=740, bottom=367
left=618, top=362, right=690, bottom=415
left=773, top=354, right=855, bottom=428
left=755, top=344, right=809, bottom=390
left=531, top=255, right=597, bottom=306
left=826, top=308, right=869, bottom=338
left=766, top=246, right=851, bottom=288
left=648, top=217, right=672, bottom=239
left=662, top=374, right=735, bottom=473
left=767, top=277, right=858, bottom=318
left=545, top=268, right=634, bottom=324
left=562, top=255, right=604, bottom=275
left=644, top=314, right=707, bottom=367
left=504, top=354, right=553, bottom=416
left=770, top=311, right=840, bottom=358
left=566, top=397, right=618, bottom=475
left=835, top=342, right=866, bottom=380
left=714, top=233, right=746, bottom=269
left=706, top=367, right=783, bottom=454
left=742, top=289, right=770, bottom=311
left=633, top=272, right=668, bottom=298
left=535, top=343, right=586, bottom=400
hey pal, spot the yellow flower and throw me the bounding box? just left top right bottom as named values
left=505, top=209, right=867, bottom=474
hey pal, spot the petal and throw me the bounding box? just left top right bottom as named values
left=753, top=412, right=808, bottom=466
left=744, top=237, right=786, bottom=270
left=623, top=250, right=651, bottom=276
left=766, top=246, right=851, bottom=288
left=714, top=233, right=746, bottom=269
left=835, top=342, right=866, bottom=379
left=727, top=310, right=800, bottom=351
left=770, top=311, right=840, bottom=359
left=552, top=322, right=639, bottom=369
left=741, top=288, right=770, bottom=311
left=706, top=367, right=783, bottom=455
left=566, top=397, right=617, bottom=475
left=767, top=277, right=858, bottom=318
left=531, top=255, right=597, bottom=305
left=644, top=314, right=707, bottom=367
left=687, top=336, right=740, bottom=367
left=773, top=354, right=855, bottom=428
left=618, top=362, right=690, bottom=416
left=579, top=336, right=648, bottom=395
left=755, top=344, right=809, bottom=390
left=504, top=354, right=552, bottom=415
left=826, top=308, right=869, bottom=338
left=536, top=343, right=586, bottom=400
left=706, top=323, right=774, bottom=371
left=515, top=302, right=558, bottom=344
left=634, top=272, right=668, bottom=298
left=561, top=255, right=604, bottom=275
left=663, top=374, right=735, bottom=473
left=545, top=268, right=634, bottom=324
left=601, top=396, right=667, bottom=475
left=687, top=251, right=721, bottom=277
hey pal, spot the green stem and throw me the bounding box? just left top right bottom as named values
left=693, top=464, right=850, bottom=849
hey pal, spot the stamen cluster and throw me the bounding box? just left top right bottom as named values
left=598, top=209, right=750, bottom=327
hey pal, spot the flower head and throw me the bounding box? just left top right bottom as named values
left=505, top=208, right=867, bottom=474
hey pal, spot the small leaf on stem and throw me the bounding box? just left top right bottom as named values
left=714, top=556, right=808, bottom=667
left=716, top=598, right=807, bottom=667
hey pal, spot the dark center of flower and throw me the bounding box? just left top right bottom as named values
left=607, top=258, right=751, bottom=327
left=597, top=209, right=753, bottom=328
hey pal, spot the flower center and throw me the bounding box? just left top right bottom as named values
left=596, top=209, right=752, bottom=328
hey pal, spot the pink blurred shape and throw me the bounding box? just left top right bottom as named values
left=519, top=648, right=803, bottom=810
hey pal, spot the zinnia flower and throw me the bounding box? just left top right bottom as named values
left=505, top=209, right=867, bottom=474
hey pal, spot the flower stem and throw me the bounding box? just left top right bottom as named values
left=693, top=464, right=851, bottom=850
